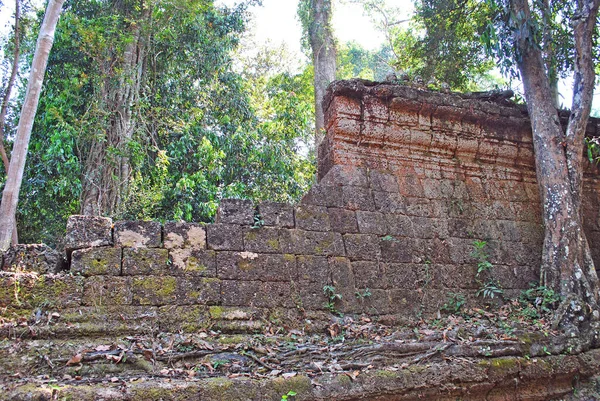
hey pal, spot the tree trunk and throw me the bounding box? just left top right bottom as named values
left=308, top=0, right=336, bottom=149
left=510, top=0, right=600, bottom=334
left=80, top=10, right=146, bottom=216
left=0, top=0, right=65, bottom=251
left=0, top=0, right=22, bottom=245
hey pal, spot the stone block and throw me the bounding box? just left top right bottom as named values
left=356, top=288, right=393, bottom=315
left=122, top=248, right=169, bottom=275
left=369, top=170, right=399, bottom=193
left=328, top=257, right=359, bottom=313
left=24, top=274, right=84, bottom=309
left=132, top=276, right=178, bottom=306
left=82, top=276, right=132, bottom=306
left=207, top=224, right=244, bottom=251
left=221, top=280, right=293, bottom=308
left=168, top=249, right=216, bottom=276
left=71, top=247, right=121, bottom=276
left=328, top=208, right=358, bottom=233
left=114, top=220, right=161, bottom=248
left=3, top=244, right=63, bottom=274
left=356, top=211, right=388, bottom=235
left=387, top=289, right=423, bottom=315
left=64, top=215, right=113, bottom=252
left=343, top=234, right=380, bottom=260
left=280, top=229, right=344, bottom=256
left=215, top=199, right=255, bottom=225
left=243, top=227, right=281, bottom=253
left=158, top=305, right=210, bottom=333
left=319, top=165, right=369, bottom=187
left=364, top=95, right=389, bottom=122
left=397, top=174, right=425, bottom=198
left=257, top=201, right=294, bottom=228
left=412, top=217, right=449, bottom=239
left=163, top=222, right=206, bottom=249
left=379, top=236, right=415, bottom=263
left=177, top=277, right=221, bottom=305
left=385, top=214, right=415, bottom=237
left=373, top=191, right=407, bottom=214
left=295, top=205, right=330, bottom=231
left=296, top=255, right=329, bottom=284
left=217, top=251, right=296, bottom=281
left=447, top=238, right=477, bottom=265
left=300, top=184, right=343, bottom=208
left=352, top=260, right=387, bottom=289
left=342, top=186, right=375, bottom=211
left=296, top=281, right=327, bottom=311
left=437, top=264, right=477, bottom=289
left=384, top=263, right=418, bottom=289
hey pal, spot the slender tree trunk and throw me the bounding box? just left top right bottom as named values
left=308, top=0, right=336, bottom=148
left=510, top=0, right=600, bottom=334
left=0, top=0, right=21, bottom=245
left=0, top=0, right=65, bottom=251
left=80, top=9, right=147, bottom=216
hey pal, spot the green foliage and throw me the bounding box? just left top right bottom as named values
left=10, top=0, right=315, bottom=244
left=281, top=391, right=297, bottom=401
left=337, top=42, right=393, bottom=81
left=355, top=288, right=372, bottom=299
left=323, top=285, right=342, bottom=316
left=519, top=282, right=561, bottom=316
left=470, top=240, right=504, bottom=299
left=471, top=240, right=493, bottom=277
left=391, top=0, right=498, bottom=90
left=585, top=137, right=600, bottom=165
left=441, top=292, right=466, bottom=314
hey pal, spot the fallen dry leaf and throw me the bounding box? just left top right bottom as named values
left=66, top=354, right=82, bottom=366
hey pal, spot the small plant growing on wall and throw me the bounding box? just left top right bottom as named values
left=323, top=285, right=343, bottom=316
left=471, top=240, right=503, bottom=299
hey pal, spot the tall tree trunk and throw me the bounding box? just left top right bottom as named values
left=80, top=10, right=146, bottom=216
left=0, top=0, right=65, bottom=251
left=308, top=0, right=336, bottom=148
left=0, top=0, right=21, bottom=245
left=510, top=0, right=600, bottom=335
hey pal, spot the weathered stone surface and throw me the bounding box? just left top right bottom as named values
left=301, top=183, right=344, bottom=208
left=158, top=305, right=210, bottom=332
left=71, top=247, right=121, bottom=276
left=221, top=280, right=293, bottom=308
left=122, top=248, right=169, bottom=275
left=0, top=273, right=84, bottom=309
left=163, top=222, right=206, bottom=249
left=216, top=198, right=254, bottom=225
left=114, top=220, right=161, bottom=248
left=177, top=277, right=221, bottom=305
left=217, top=251, right=296, bottom=281
left=243, top=227, right=281, bottom=253
left=206, top=224, right=244, bottom=251
left=168, top=248, right=216, bottom=276
left=64, top=215, right=113, bottom=252
left=294, top=205, right=330, bottom=231
left=132, top=276, right=178, bottom=305
left=356, top=211, right=388, bottom=235
left=82, top=276, right=132, bottom=306
left=280, top=229, right=344, bottom=256
left=343, top=234, right=380, bottom=261
left=2, top=244, right=63, bottom=274
left=257, top=201, right=294, bottom=228
left=320, top=165, right=369, bottom=187
left=328, top=208, right=358, bottom=233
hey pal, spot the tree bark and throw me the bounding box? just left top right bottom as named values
left=308, top=0, right=336, bottom=149
left=0, top=0, right=65, bottom=251
left=510, top=0, right=600, bottom=333
left=0, top=0, right=21, bottom=245
left=80, top=6, right=147, bottom=216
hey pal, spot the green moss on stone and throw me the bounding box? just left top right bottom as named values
left=209, top=306, right=224, bottom=319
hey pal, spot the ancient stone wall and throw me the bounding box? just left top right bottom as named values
left=2, top=80, right=600, bottom=334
